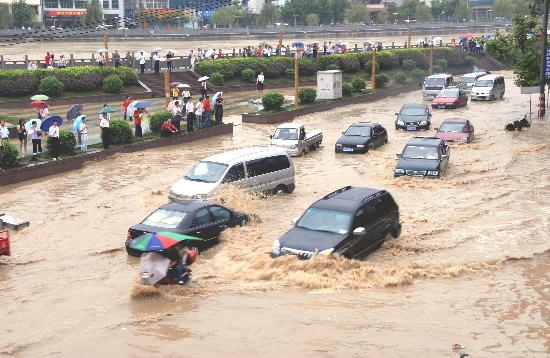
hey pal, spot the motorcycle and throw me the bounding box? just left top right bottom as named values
left=140, top=248, right=198, bottom=286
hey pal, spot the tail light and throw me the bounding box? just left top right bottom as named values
left=127, top=230, right=132, bottom=240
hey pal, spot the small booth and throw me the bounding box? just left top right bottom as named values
left=316, top=70, right=343, bottom=100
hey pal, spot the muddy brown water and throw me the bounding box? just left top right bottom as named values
left=1, top=70, right=549, bottom=357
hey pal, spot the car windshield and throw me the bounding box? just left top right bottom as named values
left=296, top=207, right=352, bottom=235
left=184, top=161, right=228, bottom=183
left=439, top=122, right=467, bottom=133
left=425, top=78, right=445, bottom=87
left=401, top=107, right=426, bottom=116
left=438, top=89, right=459, bottom=98
left=475, top=80, right=493, bottom=87
left=345, top=126, right=371, bottom=137
left=402, top=145, right=440, bottom=160
left=462, top=76, right=478, bottom=83
left=273, top=128, right=298, bottom=140
left=142, top=209, right=187, bottom=229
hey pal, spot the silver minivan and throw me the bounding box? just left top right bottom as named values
left=423, top=73, right=454, bottom=100
left=471, top=74, right=505, bottom=101
left=169, top=147, right=296, bottom=200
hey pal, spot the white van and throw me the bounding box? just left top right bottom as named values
left=169, top=147, right=295, bottom=201
left=423, top=73, right=454, bottom=100
left=471, top=74, right=505, bottom=101
left=459, top=72, right=488, bottom=93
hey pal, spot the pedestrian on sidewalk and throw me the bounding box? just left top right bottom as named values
left=256, top=71, right=264, bottom=95
left=195, top=97, right=204, bottom=129
left=79, top=117, right=88, bottom=152
left=0, top=120, right=9, bottom=141
left=99, top=105, right=111, bottom=149
left=153, top=52, right=160, bottom=74
left=28, top=121, right=42, bottom=158
left=123, top=96, right=132, bottom=121
left=200, top=80, right=208, bottom=97
left=214, top=94, right=224, bottom=125
left=166, top=51, right=173, bottom=72
left=182, top=89, right=191, bottom=105
left=138, top=51, right=146, bottom=74
left=185, top=97, right=195, bottom=132
left=202, top=95, right=212, bottom=128
left=113, top=50, right=121, bottom=67
left=171, top=86, right=179, bottom=101
left=134, top=108, right=144, bottom=137
left=17, top=119, right=28, bottom=156
left=48, top=120, right=61, bottom=160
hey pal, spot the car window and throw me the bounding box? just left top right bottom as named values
left=222, top=163, right=245, bottom=183
left=193, top=208, right=213, bottom=227
left=247, top=155, right=289, bottom=177
left=142, top=209, right=187, bottom=229
left=353, top=203, right=379, bottom=227
left=375, top=195, right=396, bottom=217
left=210, top=206, right=232, bottom=222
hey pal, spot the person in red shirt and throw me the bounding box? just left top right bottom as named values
left=44, top=52, right=51, bottom=68
left=160, top=119, right=178, bottom=137
left=123, top=96, right=131, bottom=121
left=202, top=95, right=212, bottom=128
left=134, top=108, right=143, bottom=137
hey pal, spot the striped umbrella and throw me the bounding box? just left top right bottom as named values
left=130, top=232, right=203, bottom=253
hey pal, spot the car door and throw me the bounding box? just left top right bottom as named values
left=188, top=208, right=217, bottom=248
left=377, top=125, right=387, bottom=147
left=354, top=202, right=385, bottom=257
left=440, top=143, right=449, bottom=172
left=209, top=205, right=234, bottom=237
left=221, top=163, right=246, bottom=189
left=459, top=90, right=467, bottom=106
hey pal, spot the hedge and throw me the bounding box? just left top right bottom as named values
left=46, top=129, right=76, bottom=156
left=241, top=68, right=255, bottom=83
left=351, top=77, right=366, bottom=92
left=298, top=88, right=316, bottom=104
left=375, top=74, right=389, bottom=87
left=211, top=72, right=224, bottom=86
left=342, top=83, right=353, bottom=96
left=150, top=111, right=173, bottom=134
left=0, top=141, right=18, bottom=168
left=110, top=120, right=133, bottom=145
left=394, top=72, right=407, bottom=84
left=0, top=66, right=138, bottom=97
left=194, top=48, right=466, bottom=81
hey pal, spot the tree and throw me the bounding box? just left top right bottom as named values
left=317, top=0, right=332, bottom=25
left=11, top=0, right=33, bottom=27
left=377, top=10, right=389, bottom=24
left=415, top=2, right=433, bottom=22
left=330, top=0, right=349, bottom=24
left=257, top=2, right=280, bottom=27
left=83, top=0, right=103, bottom=26
left=345, top=3, right=369, bottom=24
left=492, top=0, right=514, bottom=18
left=452, top=0, right=470, bottom=21
left=398, top=0, right=432, bottom=22
left=210, top=4, right=251, bottom=28
left=281, top=0, right=315, bottom=25
left=305, top=13, right=320, bottom=26
left=513, top=0, right=532, bottom=16
left=0, top=4, right=14, bottom=28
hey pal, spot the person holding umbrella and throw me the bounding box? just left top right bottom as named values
left=48, top=119, right=61, bottom=160
left=79, top=117, right=88, bottom=152
left=153, top=52, right=160, bottom=74
left=171, top=86, right=179, bottom=101
left=134, top=108, right=144, bottom=137
left=214, top=93, right=224, bottom=125
left=202, top=95, right=212, bottom=128
left=185, top=97, right=195, bottom=132
left=36, top=104, right=49, bottom=120
left=28, top=121, right=42, bottom=158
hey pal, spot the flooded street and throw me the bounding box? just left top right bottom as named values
left=1, top=70, right=549, bottom=357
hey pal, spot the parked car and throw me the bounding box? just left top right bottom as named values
left=126, top=200, right=248, bottom=256
left=170, top=147, right=295, bottom=200
left=435, top=118, right=474, bottom=143
left=394, top=137, right=450, bottom=178
left=271, top=186, right=401, bottom=260
left=395, top=103, right=432, bottom=131
left=271, top=123, right=323, bottom=156
left=431, top=88, right=468, bottom=109
left=458, top=72, right=488, bottom=93
left=423, top=73, right=454, bottom=100
left=471, top=74, right=505, bottom=101
left=335, top=122, right=388, bottom=153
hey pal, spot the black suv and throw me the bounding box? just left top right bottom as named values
left=395, top=103, right=432, bottom=131
left=394, top=137, right=450, bottom=178
left=335, top=122, right=388, bottom=153
left=271, top=186, right=401, bottom=259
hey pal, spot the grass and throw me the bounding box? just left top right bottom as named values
left=0, top=116, right=21, bottom=125
left=0, top=85, right=146, bottom=101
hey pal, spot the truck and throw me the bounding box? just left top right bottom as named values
left=270, top=123, right=323, bottom=156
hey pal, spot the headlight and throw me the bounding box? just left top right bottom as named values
left=427, top=171, right=439, bottom=176
left=271, top=240, right=281, bottom=257
left=192, top=194, right=206, bottom=199
left=356, top=144, right=365, bottom=148
left=317, top=248, right=334, bottom=256
left=395, top=168, right=405, bottom=174
left=336, top=143, right=342, bottom=147
left=397, top=120, right=404, bottom=125
left=420, top=121, right=427, bottom=125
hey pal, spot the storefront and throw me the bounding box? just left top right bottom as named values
left=45, top=9, right=86, bottom=28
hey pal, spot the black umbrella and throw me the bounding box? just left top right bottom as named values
left=67, top=104, right=83, bottom=121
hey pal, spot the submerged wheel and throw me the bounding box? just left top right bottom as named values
left=301, top=148, right=307, bottom=156
left=273, top=185, right=287, bottom=196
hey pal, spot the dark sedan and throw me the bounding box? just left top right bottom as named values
left=395, top=104, right=432, bottom=131
left=335, top=122, right=388, bottom=153
left=126, top=200, right=248, bottom=256
left=394, top=137, right=450, bottom=178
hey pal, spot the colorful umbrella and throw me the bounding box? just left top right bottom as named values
left=126, top=100, right=140, bottom=118
left=40, top=115, right=63, bottom=132
left=25, top=119, right=41, bottom=132
left=211, top=91, right=223, bottom=106
left=67, top=104, right=83, bottom=121
left=31, top=94, right=49, bottom=101
left=73, top=114, right=86, bottom=131
left=152, top=47, right=163, bottom=53
left=464, top=33, right=474, bottom=38
left=97, top=107, right=117, bottom=114
left=134, top=101, right=153, bottom=109
left=30, top=100, right=48, bottom=108
left=130, top=232, right=203, bottom=253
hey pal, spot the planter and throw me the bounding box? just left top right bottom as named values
left=0, top=123, right=233, bottom=186
left=242, top=84, right=418, bottom=124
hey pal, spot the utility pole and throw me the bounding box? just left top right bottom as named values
left=407, top=16, right=411, bottom=48
left=103, top=33, right=110, bottom=65
left=278, top=31, right=283, bottom=52
left=371, top=49, right=377, bottom=90
left=294, top=50, right=300, bottom=105
left=164, top=70, right=170, bottom=107
left=429, top=45, right=434, bottom=75
left=539, top=0, right=549, bottom=117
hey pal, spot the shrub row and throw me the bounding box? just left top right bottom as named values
left=0, top=66, right=138, bottom=97
left=195, top=48, right=468, bottom=81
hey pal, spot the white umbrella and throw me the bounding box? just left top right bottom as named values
left=198, top=76, right=209, bottom=82
left=211, top=91, right=223, bottom=105
left=134, top=50, right=149, bottom=58
left=97, top=48, right=108, bottom=53
left=25, top=119, right=41, bottom=132
left=152, top=47, right=163, bottom=53
left=205, top=49, right=214, bottom=58
left=433, top=37, right=443, bottom=45
left=126, top=100, right=140, bottom=118
left=177, top=83, right=191, bottom=89
left=139, top=252, right=171, bottom=286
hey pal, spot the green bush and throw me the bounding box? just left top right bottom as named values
left=432, top=65, right=444, bottom=74
left=149, top=111, right=173, bottom=134
left=46, top=129, right=76, bottom=156
left=342, top=82, right=353, bottom=96
left=211, top=72, right=224, bottom=86
left=298, top=88, right=317, bottom=104
left=0, top=141, right=18, bottom=168
left=402, top=59, right=416, bottom=71
left=38, top=76, right=64, bottom=97
left=110, top=119, right=133, bottom=145
left=241, top=68, right=256, bottom=83
left=435, top=58, right=448, bottom=71
left=285, top=68, right=295, bottom=78
left=365, top=60, right=380, bottom=74
left=464, top=56, right=476, bottom=68
left=394, top=72, right=407, bottom=84
left=326, top=64, right=341, bottom=70
left=339, top=55, right=360, bottom=73
left=103, top=74, right=123, bottom=93
left=262, top=92, right=284, bottom=110
left=351, top=77, right=366, bottom=92
left=411, top=69, right=426, bottom=84
left=375, top=74, right=389, bottom=87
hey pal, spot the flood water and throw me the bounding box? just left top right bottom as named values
left=1, top=71, right=549, bottom=357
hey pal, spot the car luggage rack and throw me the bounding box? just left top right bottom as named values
left=323, top=186, right=352, bottom=199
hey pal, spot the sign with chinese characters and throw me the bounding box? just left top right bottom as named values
left=48, top=10, right=86, bottom=16
left=545, top=47, right=550, bottom=79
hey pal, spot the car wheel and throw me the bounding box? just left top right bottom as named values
left=273, top=185, right=287, bottom=196
left=239, top=217, right=248, bottom=227
left=384, top=136, right=389, bottom=144
left=301, top=148, right=307, bottom=156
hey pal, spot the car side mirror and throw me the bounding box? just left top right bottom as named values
left=395, top=153, right=401, bottom=158
left=353, top=227, right=366, bottom=237
left=292, top=217, right=298, bottom=225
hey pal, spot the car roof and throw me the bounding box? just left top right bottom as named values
left=463, top=72, right=486, bottom=77
left=406, top=137, right=443, bottom=146
left=426, top=73, right=452, bottom=79
left=477, top=74, right=502, bottom=80
left=441, top=118, right=468, bottom=124
left=277, top=123, right=303, bottom=129
left=350, top=122, right=377, bottom=127
left=160, top=200, right=213, bottom=212
left=203, top=146, right=288, bottom=165
left=311, top=186, right=384, bottom=212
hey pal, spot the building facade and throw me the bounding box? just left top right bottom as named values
left=468, top=0, right=496, bottom=21
left=43, top=0, right=125, bottom=27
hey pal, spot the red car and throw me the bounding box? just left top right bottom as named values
left=431, top=88, right=468, bottom=109
left=434, top=118, right=474, bottom=143
left=0, top=229, right=10, bottom=256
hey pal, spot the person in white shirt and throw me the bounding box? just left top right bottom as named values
left=185, top=97, right=195, bottom=132
left=170, top=100, right=182, bottom=132
left=195, top=98, right=204, bottom=129
left=0, top=121, right=9, bottom=141
left=48, top=120, right=60, bottom=160
left=182, top=90, right=191, bottom=105
left=28, top=121, right=42, bottom=157
left=256, top=71, right=265, bottom=95
left=99, top=105, right=111, bottom=149
left=153, top=52, right=160, bottom=74
left=79, top=118, right=88, bottom=152
left=138, top=51, right=146, bottom=74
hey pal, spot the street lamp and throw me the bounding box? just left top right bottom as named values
left=293, top=15, right=298, bottom=28
left=487, top=9, right=492, bottom=22
left=441, top=11, right=445, bottom=23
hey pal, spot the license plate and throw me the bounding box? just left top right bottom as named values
left=438, top=105, right=446, bottom=109
left=406, top=126, right=417, bottom=131
left=343, top=147, right=353, bottom=152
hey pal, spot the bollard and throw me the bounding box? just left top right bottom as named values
left=0, top=55, right=4, bottom=70
left=354, top=43, right=358, bottom=52
left=24, top=55, right=28, bottom=68
left=239, top=48, right=242, bottom=56
left=392, top=42, right=395, bottom=48
left=233, top=48, right=236, bottom=57
left=70, top=54, right=74, bottom=66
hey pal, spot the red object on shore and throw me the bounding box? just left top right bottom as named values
left=0, top=230, right=10, bottom=256
left=30, top=100, right=48, bottom=108
left=186, top=249, right=198, bottom=265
